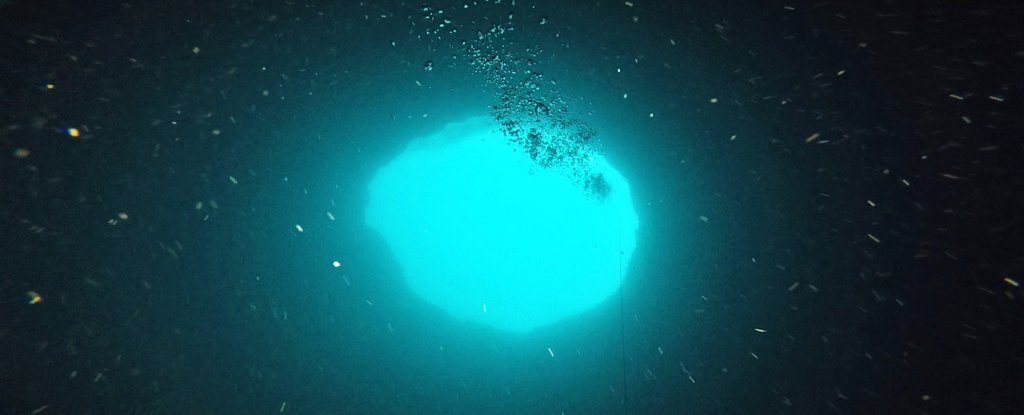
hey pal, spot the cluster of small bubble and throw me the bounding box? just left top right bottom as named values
left=418, top=2, right=607, bottom=199
left=419, top=3, right=457, bottom=39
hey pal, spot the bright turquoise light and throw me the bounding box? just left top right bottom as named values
left=366, top=116, right=638, bottom=332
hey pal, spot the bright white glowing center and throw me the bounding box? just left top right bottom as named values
left=366, top=116, right=638, bottom=332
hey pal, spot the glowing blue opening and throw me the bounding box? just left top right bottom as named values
left=366, top=116, right=639, bottom=332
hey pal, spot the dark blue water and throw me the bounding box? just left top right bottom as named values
left=2, top=1, right=1022, bottom=414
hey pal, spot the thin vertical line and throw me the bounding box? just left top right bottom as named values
left=618, top=212, right=628, bottom=415
left=619, top=265, right=628, bottom=414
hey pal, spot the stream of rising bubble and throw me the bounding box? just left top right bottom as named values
left=416, top=1, right=608, bottom=198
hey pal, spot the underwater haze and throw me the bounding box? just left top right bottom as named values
left=2, top=0, right=1023, bottom=414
